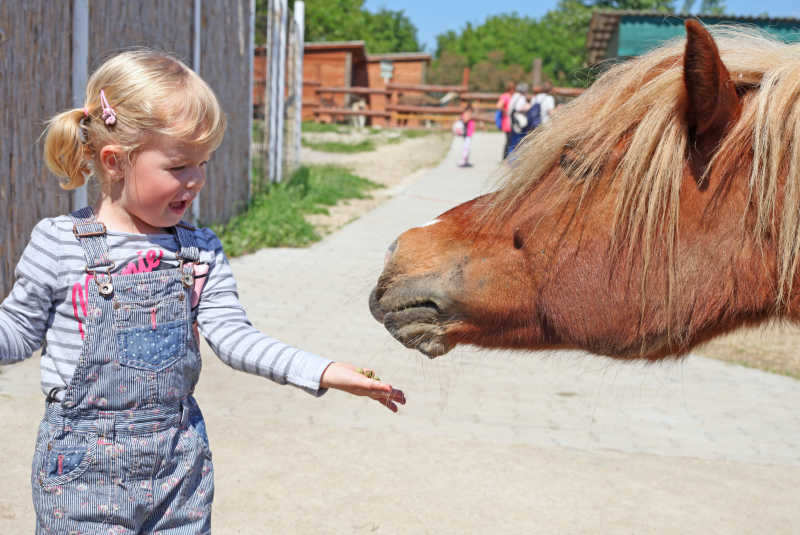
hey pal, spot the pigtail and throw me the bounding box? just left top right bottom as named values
left=43, top=108, right=91, bottom=190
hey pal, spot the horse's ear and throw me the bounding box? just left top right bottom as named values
left=683, top=19, right=740, bottom=143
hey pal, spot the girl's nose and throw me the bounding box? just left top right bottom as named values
left=185, top=167, right=204, bottom=189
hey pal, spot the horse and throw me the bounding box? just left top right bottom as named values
left=369, top=20, right=800, bottom=362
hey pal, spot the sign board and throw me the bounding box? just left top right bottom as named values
left=380, top=60, right=394, bottom=82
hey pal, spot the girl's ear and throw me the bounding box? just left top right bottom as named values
left=99, top=145, right=126, bottom=181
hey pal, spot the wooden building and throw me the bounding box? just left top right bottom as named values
left=253, top=41, right=431, bottom=124
left=365, top=52, right=430, bottom=88
left=302, top=42, right=431, bottom=125
left=301, top=41, right=368, bottom=118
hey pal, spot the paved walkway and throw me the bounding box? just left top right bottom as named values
left=2, top=133, right=799, bottom=533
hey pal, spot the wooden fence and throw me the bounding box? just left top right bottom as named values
left=0, top=0, right=254, bottom=296
left=309, top=83, right=584, bottom=129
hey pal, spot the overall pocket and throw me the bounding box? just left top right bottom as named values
left=113, top=292, right=188, bottom=371
left=38, top=431, right=97, bottom=488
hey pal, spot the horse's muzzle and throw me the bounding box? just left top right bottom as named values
left=368, top=282, right=455, bottom=358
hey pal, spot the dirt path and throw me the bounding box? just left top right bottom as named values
left=300, top=131, right=451, bottom=235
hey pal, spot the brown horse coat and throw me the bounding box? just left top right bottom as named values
left=370, top=21, right=800, bottom=361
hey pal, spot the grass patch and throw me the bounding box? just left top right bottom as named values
left=212, top=165, right=381, bottom=256
left=301, top=121, right=347, bottom=133
left=301, top=138, right=376, bottom=153
left=730, top=360, right=800, bottom=381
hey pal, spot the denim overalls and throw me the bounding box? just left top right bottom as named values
left=31, top=207, right=214, bottom=534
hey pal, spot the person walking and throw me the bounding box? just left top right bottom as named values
left=531, top=81, right=556, bottom=125
left=496, top=81, right=515, bottom=158
left=458, top=104, right=476, bottom=167
left=506, top=82, right=532, bottom=157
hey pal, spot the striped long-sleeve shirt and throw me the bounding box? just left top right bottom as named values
left=0, top=216, right=331, bottom=397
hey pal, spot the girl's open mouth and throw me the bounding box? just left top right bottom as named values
left=169, top=200, right=188, bottom=213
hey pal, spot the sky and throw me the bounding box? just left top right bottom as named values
left=364, top=0, right=800, bottom=52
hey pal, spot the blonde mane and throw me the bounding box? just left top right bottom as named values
left=488, top=26, right=800, bottom=311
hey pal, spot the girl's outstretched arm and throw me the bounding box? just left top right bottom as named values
left=320, top=362, right=406, bottom=413
left=196, top=229, right=332, bottom=395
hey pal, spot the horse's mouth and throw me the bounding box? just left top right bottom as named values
left=369, top=287, right=455, bottom=358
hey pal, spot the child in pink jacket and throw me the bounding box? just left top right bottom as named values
left=458, top=104, right=476, bottom=167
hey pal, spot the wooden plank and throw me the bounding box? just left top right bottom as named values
left=200, top=0, right=252, bottom=223
left=462, top=92, right=501, bottom=100
left=386, top=82, right=467, bottom=93
left=316, top=86, right=390, bottom=95
left=0, top=1, right=73, bottom=295
left=313, top=107, right=390, bottom=117
left=88, top=1, right=194, bottom=209
left=387, top=104, right=463, bottom=113
left=394, top=113, right=454, bottom=122
left=89, top=2, right=193, bottom=68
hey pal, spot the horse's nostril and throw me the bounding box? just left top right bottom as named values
left=369, top=287, right=385, bottom=322
left=513, top=228, right=524, bottom=250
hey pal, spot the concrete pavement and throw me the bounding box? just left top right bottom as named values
left=2, top=132, right=799, bottom=533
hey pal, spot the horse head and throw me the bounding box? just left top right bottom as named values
left=370, top=21, right=800, bottom=360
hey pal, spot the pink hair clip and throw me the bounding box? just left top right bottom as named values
left=99, top=89, right=116, bottom=126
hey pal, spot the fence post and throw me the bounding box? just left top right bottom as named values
left=71, top=0, right=89, bottom=210
left=258, top=3, right=271, bottom=192
left=283, top=1, right=304, bottom=173
left=191, top=0, right=202, bottom=222
left=264, top=0, right=288, bottom=183
left=263, top=0, right=275, bottom=185
left=532, top=58, right=543, bottom=90
left=276, top=0, right=287, bottom=183
left=389, top=89, right=398, bottom=127
left=248, top=0, right=255, bottom=200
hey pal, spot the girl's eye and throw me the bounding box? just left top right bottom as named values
left=170, top=165, right=186, bottom=172
left=199, top=161, right=208, bottom=168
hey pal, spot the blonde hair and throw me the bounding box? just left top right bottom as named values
left=487, top=26, right=800, bottom=311
left=43, top=49, right=227, bottom=189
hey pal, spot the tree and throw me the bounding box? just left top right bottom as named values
left=431, top=0, right=681, bottom=89
left=699, top=0, right=726, bottom=14
left=255, top=0, right=421, bottom=53
left=303, top=0, right=369, bottom=43
left=363, top=9, right=422, bottom=53
left=427, top=50, right=469, bottom=86
left=590, top=0, right=674, bottom=9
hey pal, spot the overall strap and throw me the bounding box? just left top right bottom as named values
left=174, top=221, right=200, bottom=263
left=69, top=206, right=113, bottom=272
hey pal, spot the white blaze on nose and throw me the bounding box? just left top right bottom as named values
left=417, top=219, right=441, bottom=228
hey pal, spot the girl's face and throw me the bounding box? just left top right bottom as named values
left=102, top=135, right=211, bottom=233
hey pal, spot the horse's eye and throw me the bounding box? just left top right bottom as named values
left=513, top=229, right=524, bottom=250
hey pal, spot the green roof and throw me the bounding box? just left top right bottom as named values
left=587, top=11, right=800, bottom=64
left=618, top=15, right=800, bottom=57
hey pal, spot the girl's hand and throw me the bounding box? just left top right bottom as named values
left=320, top=362, right=406, bottom=413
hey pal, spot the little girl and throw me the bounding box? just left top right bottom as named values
left=458, top=104, right=476, bottom=168
left=0, top=50, right=405, bottom=533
